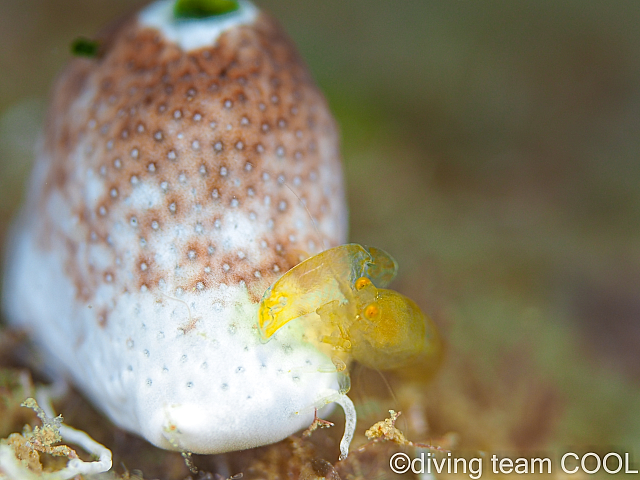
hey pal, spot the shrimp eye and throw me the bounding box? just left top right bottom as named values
left=355, top=277, right=371, bottom=290
left=364, top=303, right=379, bottom=319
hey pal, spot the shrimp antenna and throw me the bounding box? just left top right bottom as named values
left=282, top=181, right=329, bottom=251
left=374, top=367, right=409, bottom=433
left=159, top=290, right=193, bottom=325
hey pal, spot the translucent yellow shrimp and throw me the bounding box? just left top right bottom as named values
left=258, top=244, right=397, bottom=340
left=257, top=244, right=442, bottom=373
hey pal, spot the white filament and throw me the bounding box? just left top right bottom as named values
left=36, top=386, right=113, bottom=478
left=332, top=394, right=356, bottom=460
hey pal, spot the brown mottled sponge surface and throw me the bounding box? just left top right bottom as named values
left=39, top=11, right=346, bottom=303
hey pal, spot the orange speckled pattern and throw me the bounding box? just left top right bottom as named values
left=39, top=11, right=345, bottom=307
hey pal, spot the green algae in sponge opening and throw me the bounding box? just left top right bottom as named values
left=174, top=0, right=239, bottom=18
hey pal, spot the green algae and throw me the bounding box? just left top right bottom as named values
left=174, top=0, right=239, bottom=19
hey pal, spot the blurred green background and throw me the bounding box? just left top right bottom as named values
left=2, top=0, right=640, bottom=474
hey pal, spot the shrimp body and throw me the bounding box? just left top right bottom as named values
left=342, top=287, right=440, bottom=371
left=258, top=244, right=397, bottom=340
left=258, top=245, right=442, bottom=372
